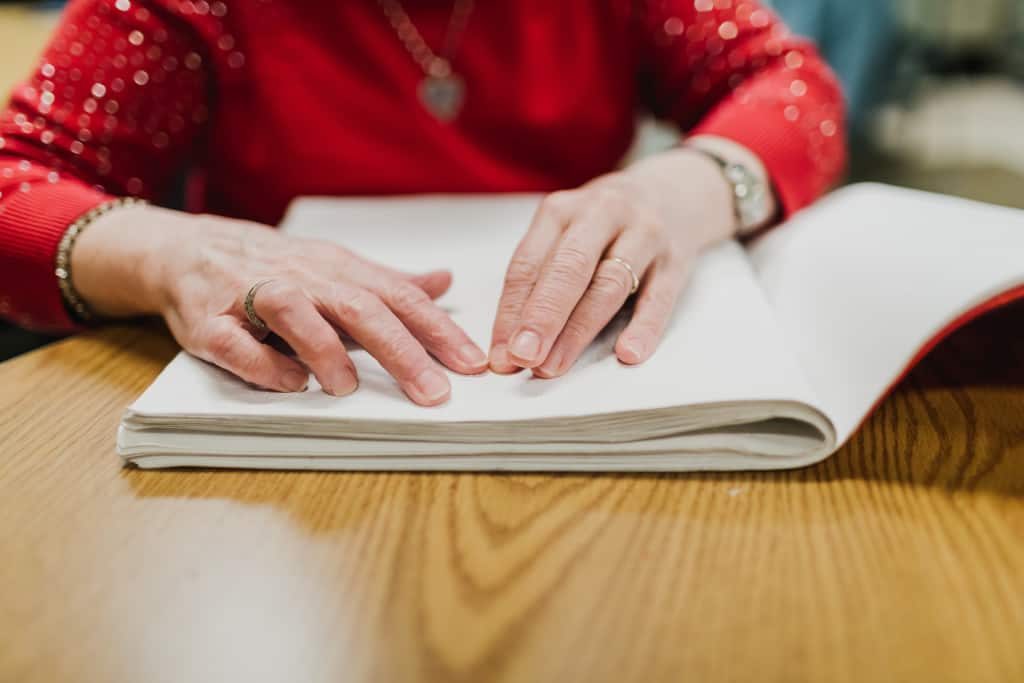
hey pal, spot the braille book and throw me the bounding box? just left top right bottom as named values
left=118, top=184, right=1024, bottom=471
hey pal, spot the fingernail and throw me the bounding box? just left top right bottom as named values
left=509, top=330, right=542, bottom=365
left=619, top=337, right=647, bottom=364
left=414, top=368, right=450, bottom=403
left=327, top=370, right=359, bottom=397
left=458, top=343, right=488, bottom=370
left=282, top=368, right=309, bottom=392
left=536, top=347, right=564, bottom=378
left=489, top=344, right=519, bottom=374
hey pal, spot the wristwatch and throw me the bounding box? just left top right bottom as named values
left=686, top=145, right=773, bottom=237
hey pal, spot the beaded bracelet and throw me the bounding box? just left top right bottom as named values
left=54, top=196, right=147, bottom=323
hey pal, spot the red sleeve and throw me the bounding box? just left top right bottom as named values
left=638, top=1, right=847, bottom=216
left=0, top=0, right=210, bottom=332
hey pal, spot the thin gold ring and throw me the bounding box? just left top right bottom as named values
left=244, top=279, right=274, bottom=332
left=606, top=257, right=640, bottom=295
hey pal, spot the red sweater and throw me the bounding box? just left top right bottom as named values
left=0, top=0, right=845, bottom=332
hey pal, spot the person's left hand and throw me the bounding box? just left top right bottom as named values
left=488, top=146, right=749, bottom=378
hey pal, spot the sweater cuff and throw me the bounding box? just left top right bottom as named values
left=689, top=96, right=844, bottom=219
left=0, top=180, right=113, bottom=331
left=690, top=111, right=811, bottom=218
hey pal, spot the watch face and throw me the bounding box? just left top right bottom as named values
left=723, top=162, right=768, bottom=232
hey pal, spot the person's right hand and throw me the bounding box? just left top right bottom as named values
left=72, top=204, right=487, bottom=405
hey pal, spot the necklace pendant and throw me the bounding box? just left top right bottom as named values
left=418, top=74, right=465, bottom=121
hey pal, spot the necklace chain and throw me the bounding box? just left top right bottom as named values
left=374, top=0, right=475, bottom=79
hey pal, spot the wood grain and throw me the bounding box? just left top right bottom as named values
left=1, top=306, right=1023, bottom=683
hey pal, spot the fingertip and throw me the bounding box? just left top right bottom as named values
left=488, top=344, right=522, bottom=374
left=615, top=336, right=648, bottom=365
left=414, top=270, right=453, bottom=299
left=507, top=329, right=543, bottom=367
left=532, top=346, right=566, bottom=379
left=324, top=373, right=359, bottom=397
left=410, top=389, right=451, bottom=407
left=408, top=367, right=451, bottom=406
left=281, top=367, right=310, bottom=392
left=455, top=343, right=489, bottom=375
left=490, top=362, right=522, bottom=375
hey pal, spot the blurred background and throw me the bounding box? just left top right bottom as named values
left=0, top=0, right=1023, bottom=359
left=634, top=0, right=1024, bottom=206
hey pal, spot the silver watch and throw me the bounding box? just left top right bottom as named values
left=688, top=147, right=773, bottom=236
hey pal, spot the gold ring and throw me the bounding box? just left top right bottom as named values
left=244, top=279, right=274, bottom=332
left=607, top=257, right=640, bottom=295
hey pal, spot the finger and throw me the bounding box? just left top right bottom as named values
left=615, top=258, right=693, bottom=365
left=534, top=228, right=660, bottom=379
left=251, top=280, right=359, bottom=396
left=346, top=253, right=453, bottom=300
left=196, top=317, right=310, bottom=392
left=404, top=270, right=452, bottom=299
left=377, top=278, right=487, bottom=375
left=489, top=192, right=575, bottom=373
left=506, top=207, right=622, bottom=369
left=374, top=263, right=453, bottom=300
left=315, top=283, right=452, bottom=406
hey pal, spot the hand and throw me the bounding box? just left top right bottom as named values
left=489, top=146, right=751, bottom=378
left=73, top=206, right=487, bottom=405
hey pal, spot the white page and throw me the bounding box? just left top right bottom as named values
left=128, top=195, right=816, bottom=426
left=750, top=183, right=1024, bottom=444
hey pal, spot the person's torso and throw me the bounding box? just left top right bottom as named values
left=189, top=1, right=644, bottom=223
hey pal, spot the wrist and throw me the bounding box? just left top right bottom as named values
left=622, top=147, right=737, bottom=250
left=70, top=203, right=184, bottom=319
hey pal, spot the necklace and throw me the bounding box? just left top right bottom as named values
left=374, top=0, right=475, bottom=121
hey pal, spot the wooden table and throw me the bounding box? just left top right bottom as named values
left=1, top=308, right=1023, bottom=683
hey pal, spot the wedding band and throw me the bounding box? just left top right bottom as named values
left=244, top=279, right=274, bottom=332
left=607, top=257, right=640, bottom=295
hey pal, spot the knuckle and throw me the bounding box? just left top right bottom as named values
left=561, top=316, right=594, bottom=344
left=304, top=330, right=340, bottom=359
left=495, top=294, right=523, bottom=318
left=204, top=327, right=235, bottom=361
left=524, top=291, right=566, bottom=324
left=590, top=268, right=630, bottom=300
left=539, top=191, right=574, bottom=220
left=388, top=281, right=430, bottom=312
left=336, top=287, right=382, bottom=324
left=257, top=281, right=299, bottom=319
left=504, top=256, right=542, bottom=287
left=635, top=217, right=666, bottom=244
left=219, top=342, right=262, bottom=378
left=550, top=244, right=592, bottom=276
left=592, top=186, right=631, bottom=216
left=382, top=336, right=427, bottom=378
left=419, top=321, right=454, bottom=349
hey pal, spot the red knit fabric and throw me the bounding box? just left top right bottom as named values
left=0, top=0, right=846, bottom=332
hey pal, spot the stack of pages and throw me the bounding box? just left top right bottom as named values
left=118, top=184, right=1024, bottom=471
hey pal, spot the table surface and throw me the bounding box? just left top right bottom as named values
left=2, top=5, right=1022, bottom=681
left=1, top=308, right=1023, bottom=683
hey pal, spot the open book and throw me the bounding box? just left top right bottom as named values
left=118, top=184, right=1024, bottom=471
